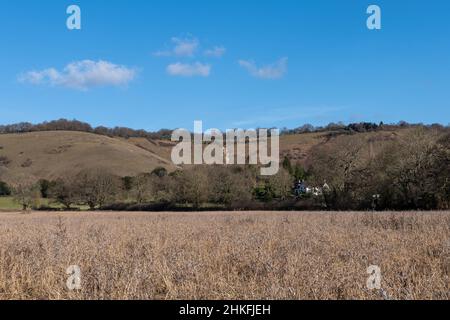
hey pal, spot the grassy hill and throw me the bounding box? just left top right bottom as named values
left=0, top=131, right=176, bottom=185
left=0, top=126, right=433, bottom=185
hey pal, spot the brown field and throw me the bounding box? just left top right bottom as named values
left=0, top=210, right=449, bottom=300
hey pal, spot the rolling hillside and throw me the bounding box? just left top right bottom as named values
left=0, top=131, right=176, bottom=184
left=0, top=126, right=421, bottom=185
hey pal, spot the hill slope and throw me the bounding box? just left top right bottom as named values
left=0, top=127, right=423, bottom=184
left=279, top=128, right=414, bottom=165
left=0, top=131, right=176, bottom=184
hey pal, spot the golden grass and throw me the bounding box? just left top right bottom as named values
left=0, top=211, right=448, bottom=300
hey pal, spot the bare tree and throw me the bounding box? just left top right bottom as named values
left=382, top=128, right=448, bottom=209
left=266, top=168, right=294, bottom=201
left=308, top=134, right=370, bottom=209
left=49, top=177, right=78, bottom=210
left=176, top=167, right=210, bottom=209
left=131, top=174, right=153, bottom=204
left=75, top=169, right=120, bottom=209
left=208, top=165, right=256, bottom=207
left=13, top=183, right=40, bottom=211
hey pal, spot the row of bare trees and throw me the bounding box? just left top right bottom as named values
left=8, top=169, right=119, bottom=210
left=49, top=169, right=119, bottom=209
left=7, top=164, right=295, bottom=211
left=0, top=119, right=173, bottom=140
left=119, top=166, right=293, bottom=210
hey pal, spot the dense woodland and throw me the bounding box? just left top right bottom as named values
left=1, top=121, right=448, bottom=211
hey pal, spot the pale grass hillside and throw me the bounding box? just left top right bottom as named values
left=0, top=127, right=419, bottom=184
left=0, top=211, right=448, bottom=300
left=0, top=131, right=176, bottom=184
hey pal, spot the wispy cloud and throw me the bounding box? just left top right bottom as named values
left=166, top=62, right=211, bottom=77
left=238, top=57, right=288, bottom=79
left=18, top=60, right=137, bottom=90
left=154, top=37, right=199, bottom=57
left=204, top=46, right=226, bottom=58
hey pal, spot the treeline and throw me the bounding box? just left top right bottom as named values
left=7, top=165, right=297, bottom=211
left=2, top=119, right=448, bottom=141
left=2, top=126, right=449, bottom=211
left=280, top=121, right=448, bottom=135
left=0, top=119, right=173, bottom=140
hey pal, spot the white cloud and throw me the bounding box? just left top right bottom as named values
left=204, top=46, right=226, bottom=58
left=166, top=62, right=211, bottom=77
left=19, top=60, right=137, bottom=90
left=154, top=37, right=199, bottom=57
left=238, top=57, right=288, bottom=79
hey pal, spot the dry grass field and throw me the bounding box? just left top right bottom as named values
left=0, top=211, right=449, bottom=300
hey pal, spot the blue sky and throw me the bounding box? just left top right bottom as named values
left=0, top=0, right=449, bottom=131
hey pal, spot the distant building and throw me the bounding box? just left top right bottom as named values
left=295, top=181, right=330, bottom=197
left=294, top=180, right=306, bottom=196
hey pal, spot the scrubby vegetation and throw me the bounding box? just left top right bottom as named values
left=307, top=127, right=450, bottom=210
